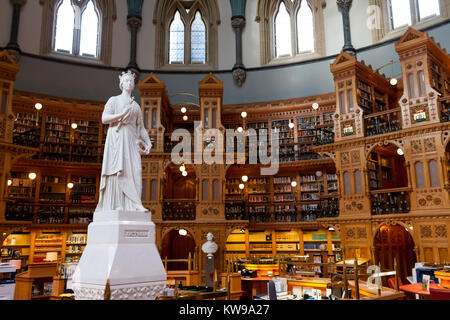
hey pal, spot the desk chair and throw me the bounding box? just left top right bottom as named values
left=268, top=280, right=277, bottom=300
left=430, top=287, right=450, bottom=300
left=387, top=277, right=403, bottom=290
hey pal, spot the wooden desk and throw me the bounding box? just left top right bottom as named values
left=348, top=281, right=404, bottom=300
left=400, top=283, right=442, bottom=299
left=241, top=277, right=273, bottom=300
left=166, top=270, right=200, bottom=287
left=287, top=277, right=330, bottom=295
left=220, top=273, right=244, bottom=300
left=14, top=263, right=57, bottom=300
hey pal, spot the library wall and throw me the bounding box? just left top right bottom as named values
left=337, top=147, right=369, bottom=217
left=413, top=219, right=450, bottom=263
left=404, top=133, right=450, bottom=212
left=341, top=222, right=373, bottom=261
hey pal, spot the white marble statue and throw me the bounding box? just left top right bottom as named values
left=96, top=70, right=152, bottom=212
left=202, top=232, right=218, bottom=257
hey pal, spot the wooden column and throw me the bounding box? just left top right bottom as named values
left=298, top=229, right=304, bottom=255
left=245, top=229, right=249, bottom=257
left=271, top=229, right=276, bottom=256
left=327, top=230, right=333, bottom=255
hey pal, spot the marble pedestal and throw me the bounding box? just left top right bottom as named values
left=72, top=210, right=167, bottom=300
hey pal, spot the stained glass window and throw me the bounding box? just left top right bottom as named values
left=418, top=0, right=440, bottom=20
left=54, top=0, right=75, bottom=54
left=275, top=2, right=292, bottom=57
left=297, top=1, right=314, bottom=53
left=191, top=11, right=206, bottom=64
left=390, top=0, right=412, bottom=29
left=169, top=11, right=185, bottom=63
left=79, top=0, right=99, bottom=57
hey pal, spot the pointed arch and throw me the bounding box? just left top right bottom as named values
left=169, top=10, right=185, bottom=64
left=39, top=0, right=116, bottom=65
left=256, top=0, right=326, bottom=65
left=274, top=1, right=292, bottom=58
left=369, top=0, right=449, bottom=43
left=191, top=11, right=207, bottom=64
left=79, top=0, right=100, bottom=57
left=296, top=0, right=315, bottom=53
left=153, top=0, right=220, bottom=70
left=53, top=0, right=75, bottom=54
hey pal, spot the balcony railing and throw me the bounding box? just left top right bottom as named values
left=162, top=199, right=196, bottom=221
left=364, top=108, right=402, bottom=137
left=370, top=188, right=410, bottom=215
left=4, top=201, right=95, bottom=224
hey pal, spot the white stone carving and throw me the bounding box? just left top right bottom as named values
left=72, top=72, right=166, bottom=300
left=201, top=232, right=218, bottom=257
left=96, top=71, right=152, bottom=212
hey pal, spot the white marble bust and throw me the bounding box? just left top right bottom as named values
left=96, top=70, right=152, bottom=213
left=202, top=232, right=218, bottom=257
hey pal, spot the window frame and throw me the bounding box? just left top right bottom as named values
left=257, top=0, right=326, bottom=66
left=370, top=0, right=448, bottom=43
left=40, top=0, right=116, bottom=65
left=154, top=0, right=220, bottom=70
left=52, top=0, right=101, bottom=59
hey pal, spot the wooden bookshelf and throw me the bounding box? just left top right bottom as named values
left=65, top=232, right=87, bottom=263
left=273, top=176, right=296, bottom=222
left=225, top=228, right=342, bottom=263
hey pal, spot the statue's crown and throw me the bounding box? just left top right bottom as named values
left=119, top=70, right=136, bottom=82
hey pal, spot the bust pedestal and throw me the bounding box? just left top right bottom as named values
left=71, top=210, right=167, bottom=300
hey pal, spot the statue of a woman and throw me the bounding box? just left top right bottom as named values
left=96, top=71, right=152, bottom=212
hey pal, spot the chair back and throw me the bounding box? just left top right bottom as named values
left=387, top=277, right=403, bottom=289
left=268, top=280, right=277, bottom=300
left=430, top=287, right=450, bottom=300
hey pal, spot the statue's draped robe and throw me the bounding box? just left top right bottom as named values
left=96, top=96, right=146, bottom=212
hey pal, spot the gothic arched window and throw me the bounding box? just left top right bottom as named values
left=169, top=11, right=185, bottom=64
left=297, top=1, right=314, bottom=53
left=388, top=0, right=441, bottom=30
left=257, top=0, right=326, bottom=65
left=274, top=1, right=292, bottom=58
left=53, top=0, right=100, bottom=57
left=40, top=0, right=116, bottom=64
left=154, top=0, right=220, bottom=69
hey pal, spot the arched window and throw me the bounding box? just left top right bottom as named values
left=191, top=11, right=206, bottom=63
left=150, top=179, right=158, bottom=201
left=388, top=0, right=442, bottom=30
left=41, top=0, right=116, bottom=64
left=169, top=11, right=185, bottom=64
left=369, top=0, right=448, bottom=43
left=54, top=0, right=75, bottom=54
left=202, top=179, right=209, bottom=201
left=153, top=0, right=220, bottom=69
left=415, top=161, right=425, bottom=188
left=428, top=160, right=440, bottom=187
left=344, top=172, right=351, bottom=195
left=297, top=1, right=314, bottom=53
left=213, top=179, right=220, bottom=201
left=274, top=1, right=292, bottom=58
left=54, top=0, right=100, bottom=57
left=354, top=170, right=362, bottom=194
left=257, top=0, right=326, bottom=65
